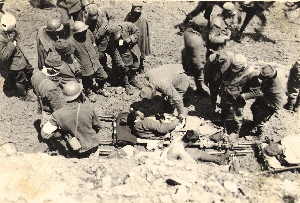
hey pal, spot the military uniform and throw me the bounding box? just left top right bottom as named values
left=204, top=50, right=235, bottom=108
left=220, top=65, right=260, bottom=133
left=251, top=68, right=287, bottom=134
left=108, top=22, right=141, bottom=90
left=0, top=28, right=33, bottom=99
left=285, top=60, right=300, bottom=112
left=145, top=64, right=191, bottom=117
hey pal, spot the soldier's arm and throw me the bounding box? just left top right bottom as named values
left=0, top=41, right=16, bottom=61
left=174, top=144, right=197, bottom=163
left=143, top=118, right=179, bottom=134
left=41, top=119, right=58, bottom=139
left=160, top=83, right=186, bottom=115
left=47, top=88, right=63, bottom=111
left=125, top=23, right=140, bottom=44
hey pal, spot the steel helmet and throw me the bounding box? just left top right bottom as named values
left=1, top=13, right=16, bottom=32
left=46, top=19, right=63, bottom=31
left=62, top=81, right=83, bottom=102
left=73, top=21, right=89, bottom=33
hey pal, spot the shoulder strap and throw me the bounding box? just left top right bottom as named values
left=75, top=103, right=81, bottom=138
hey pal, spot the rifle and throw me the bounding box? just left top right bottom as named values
left=207, top=142, right=255, bottom=156
left=256, top=165, right=300, bottom=175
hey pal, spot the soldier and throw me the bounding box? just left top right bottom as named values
left=56, top=0, right=89, bottom=25
left=204, top=50, right=235, bottom=112
left=284, top=57, right=300, bottom=112
left=140, top=64, right=191, bottom=122
left=181, top=15, right=209, bottom=97
left=41, top=81, right=103, bottom=158
left=107, top=22, right=141, bottom=95
left=206, top=2, right=238, bottom=59
left=219, top=54, right=260, bottom=134
left=71, top=21, right=108, bottom=101
left=0, top=13, right=35, bottom=101
left=31, top=52, right=65, bottom=125
left=55, top=39, right=82, bottom=83
left=36, top=19, right=67, bottom=70
left=251, top=65, right=287, bottom=138
left=84, top=3, right=112, bottom=76
left=129, top=109, right=179, bottom=139
left=125, top=3, right=151, bottom=73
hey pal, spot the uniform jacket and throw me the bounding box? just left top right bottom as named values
left=287, top=62, right=300, bottom=97
left=108, top=22, right=141, bottom=68
left=133, top=118, right=178, bottom=138
left=207, top=16, right=230, bottom=51
left=182, top=28, right=206, bottom=76
left=50, top=101, right=102, bottom=152
left=261, top=69, right=287, bottom=109
left=85, top=9, right=111, bottom=53
left=57, top=0, right=87, bottom=14
left=145, top=64, right=190, bottom=115
left=204, top=50, right=234, bottom=87
left=220, top=65, right=260, bottom=103
left=125, top=12, right=151, bottom=58
left=0, top=28, right=28, bottom=71
left=71, top=29, right=101, bottom=76
left=36, top=26, right=58, bottom=70
left=31, top=70, right=64, bottom=113
left=58, top=61, right=80, bottom=84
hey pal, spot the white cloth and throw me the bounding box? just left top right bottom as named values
left=281, top=136, right=300, bottom=164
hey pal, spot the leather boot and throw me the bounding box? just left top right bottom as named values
left=124, top=75, right=134, bottom=95
left=293, top=97, right=300, bottom=112
left=284, top=97, right=296, bottom=111
left=195, top=80, right=210, bottom=97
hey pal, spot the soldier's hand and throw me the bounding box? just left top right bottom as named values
left=13, top=41, right=17, bottom=46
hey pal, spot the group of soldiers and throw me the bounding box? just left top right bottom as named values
left=0, top=1, right=299, bottom=159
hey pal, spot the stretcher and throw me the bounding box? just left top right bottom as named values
left=98, top=113, right=256, bottom=156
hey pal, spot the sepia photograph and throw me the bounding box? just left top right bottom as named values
left=0, top=0, right=300, bottom=202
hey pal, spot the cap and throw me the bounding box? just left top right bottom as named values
left=73, top=21, right=89, bottom=33
left=85, top=3, right=99, bottom=18
left=132, top=4, right=142, bottom=12
left=190, top=15, right=208, bottom=28
left=45, top=52, right=63, bottom=68
left=55, top=39, right=75, bottom=55
left=260, top=65, right=277, bottom=78
left=62, top=81, right=83, bottom=102
left=296, top=57, right=300, bottom=65
left=231, top=54, right=247, bottom=72
left=223, top=2, right=235, bottom=12
left=139, top=86, right=155, bottom=99
left=264, top=142, right=282, bottom=156
left=1, top=13, right=16, bottom=32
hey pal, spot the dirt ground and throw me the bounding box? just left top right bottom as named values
left=1, top=0, right=300, bottom=202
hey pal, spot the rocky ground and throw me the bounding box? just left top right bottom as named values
left=0, top=0, right=300, bottom=202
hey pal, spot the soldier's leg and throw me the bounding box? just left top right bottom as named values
left=59, top=6, right=71, bottom=25
left=197, top=150, right=229, bottom=165
left=10, top=69, right=35, bottom=102
left=82, top=75, right=96, bottom=102
left=194, top=68, right=210, bottom=97
left=294, top=93, right=300, bottom=112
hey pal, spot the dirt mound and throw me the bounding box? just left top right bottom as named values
left=1, top=152, right=300, bottom=202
